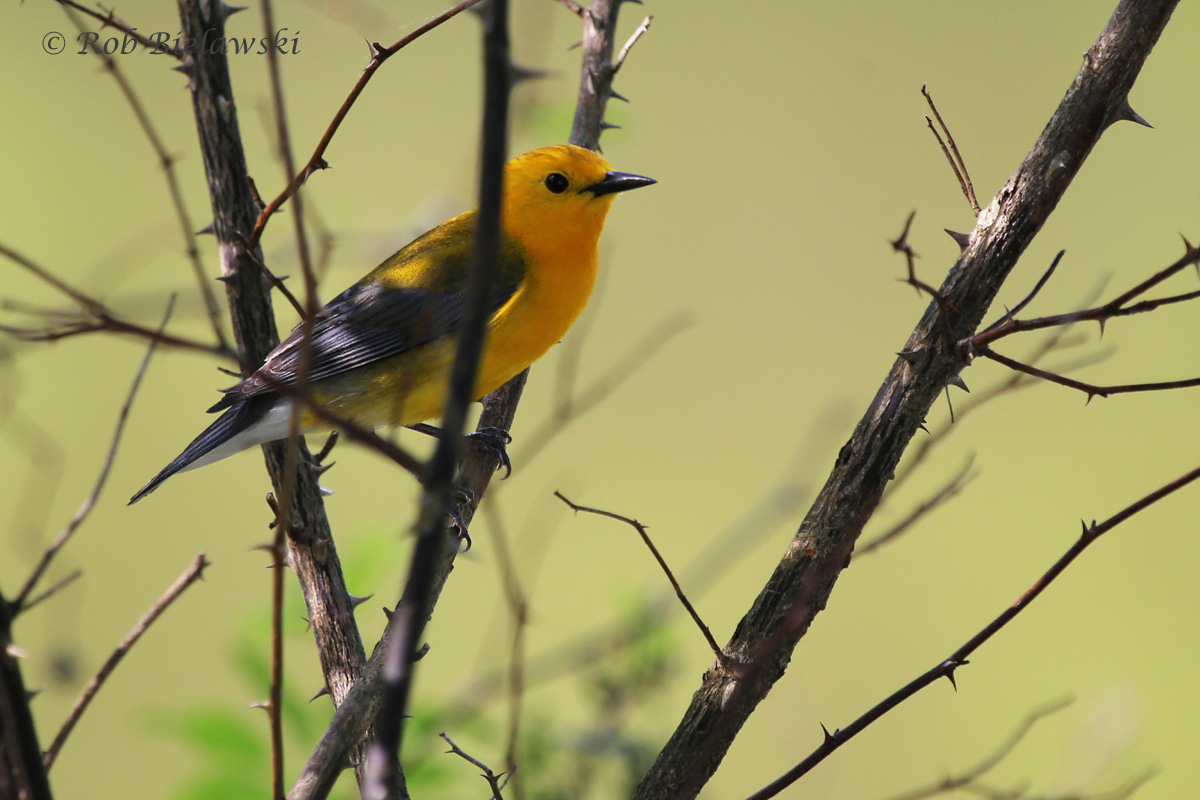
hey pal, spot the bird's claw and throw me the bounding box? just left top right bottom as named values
left=466, top=426, right=513, bottom=479
left=447, top=486, right=473, bottom=551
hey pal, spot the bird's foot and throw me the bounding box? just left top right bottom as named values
left=447, top=485, right=474, bottom=551
left=466, top=426, right=513, bottom=478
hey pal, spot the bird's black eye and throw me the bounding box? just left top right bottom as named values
left=545, top=173, right=569, bottom=194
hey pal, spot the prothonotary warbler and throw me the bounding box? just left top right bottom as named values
left=129, top=145, right=654, bottom=503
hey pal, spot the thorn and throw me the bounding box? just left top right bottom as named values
left=599, top=120, right=622, bottom=131
left=249, top=700, right=272, bottom=711
left=1113, top=98, right=1152, bottom=129
left=896, top=347, right=923, bottom=365
left=820, top=723, right=834, bottom=744
left=172, top=55, right=197, bottom=82
left=944, top=228, right=970, bottom=251
left=382, top=606, right=393, bottom=620
left=1097, top=318, right=1106, bottom=339
left=621, top=0, right=644, bottom=5
left=946, top=374, right=969, bottom=393
left=5, top=642, right=28, bottom=659
left=1080, top=519, right=1090, bottom=539
left=610, top=88, right=630, bottom=102
left=308, top=460, right=335, bottom=477
left=414, top=642, right=431, bottom=661
left=1085, top=392, right=1096, bottom=406
left=216, top=0, right=247, bottom=20
left=196, top=223, right=215, bottom=236
left=310, top=685, right=331, bottom=702
left=318, top=485, right=334, bottom=497
left=943, top=660, right=963, bottom=691
left=26, top=688, right=42, bottom=701
left=917, top=421, right=930, bottom=434
left=215, top=273, right=235, bottom=284
left=348, top=593, right=374, bottom=608
left=1181, top=233, right=1195, bottom=253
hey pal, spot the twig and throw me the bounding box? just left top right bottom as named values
left=892, top=211, right=956, bottom=352
left=242, top=246, right=308, bottom=321
left=980, top=250, right=1066, bottom=334
left=17, top=570, right=82, bottom=616
left=555, top=492, right=726, bottom=663
left=66, top=5, right=228, bottom=352
left=977, top=346, right=1200, bottom=400
left=858, top=455, right=977, bottom=556
left=636, top=5, right=1179, bottom=796
left=15, top=298, right=175, bottom=611
left=249, top=0, right=485, bottom=247
left=922, top=84, right=980, bottom=216
left=613, top=15, right=652, bottom=74
left=881, top=696, right=1072, bottom=800
left=744, top=461, right=1200, bottom=800
left=364, top=2, right=513, bottom=795
left=439, top=732, right=507, bottom=800
left=43, top=553, right=210, bottom=769
left=52, top=0, right=182, bottom=56
left=0, top=244, right=230, bottom=359
left=970, top=240, right=1200, bottom=350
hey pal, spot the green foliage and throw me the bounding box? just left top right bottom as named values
left=151, top=533, right=682, bottom=799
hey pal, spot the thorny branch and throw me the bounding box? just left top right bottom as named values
left=746, top=460, right=1200, bottom=800
left=633, top=4, right=1181, bottom=797
left=439, top=732, right=508, bottom=800
left=247, top=0, right=486, bottom=248
left=963, top=241, right=1200, bottom=400
left=290, top=0, right=642, bottom=792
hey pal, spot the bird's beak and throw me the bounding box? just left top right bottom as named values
left=585, top=170, right=656, bottom=196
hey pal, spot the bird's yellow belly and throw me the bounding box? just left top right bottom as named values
left=300, top=281, right=584, bottom=430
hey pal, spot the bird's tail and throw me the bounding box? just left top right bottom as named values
left=128, top=395, right=284, bottom=504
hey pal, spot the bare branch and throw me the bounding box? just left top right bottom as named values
left=439, top=732, right=507, bottom=800
left=16, top=298, right=175, bottom=612
left=52, top=0, right=183, bottom=56
left=248, top=0, right=485, bottom=247
left=882, top=696, right=1072, bottom=800
left=858, top=454, right=977, bottom=556
left=65, top=4, right=228, bottom=352
left=614, top=15, right=652, bottom=74
left=43, top=553, right=210, bottom=769
left=556, top=492, right=727, bottom=663
left=922, top=84, right=980, bottom=216
left=634, top=5, right=1180, bottom=797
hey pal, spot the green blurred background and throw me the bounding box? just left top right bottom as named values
left=3, top=1, right=1199, bottom=797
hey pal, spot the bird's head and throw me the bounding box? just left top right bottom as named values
left=501, top=145, right=654, bottom=250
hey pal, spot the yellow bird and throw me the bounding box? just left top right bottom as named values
left=130, top=145, right=654, bottom=503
